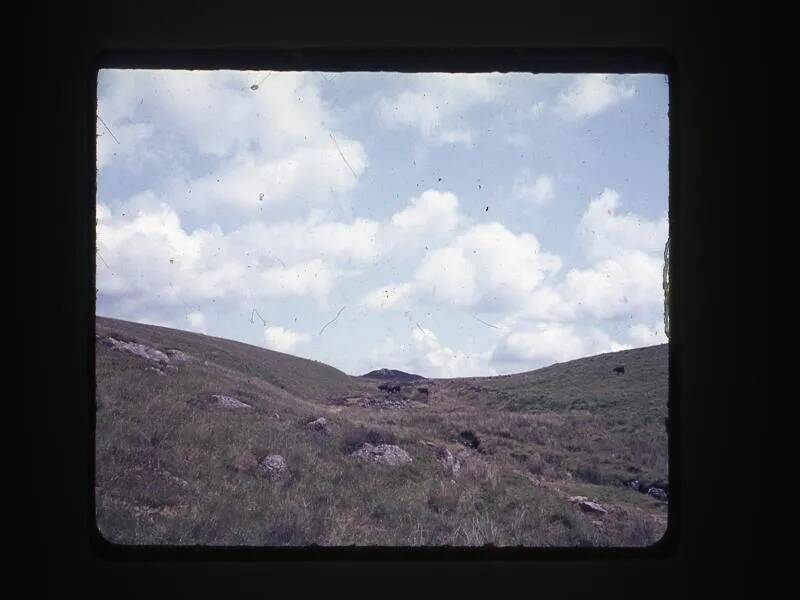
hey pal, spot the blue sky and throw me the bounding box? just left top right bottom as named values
left=96, top=70, right=669, bottom=377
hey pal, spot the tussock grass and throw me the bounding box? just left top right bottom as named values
left=95, top=316, right=668, bottom=547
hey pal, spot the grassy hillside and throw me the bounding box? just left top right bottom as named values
left=95, top=316, right=669, bottom=547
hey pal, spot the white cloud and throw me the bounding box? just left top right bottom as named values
left=186, top=311, right=207, bottom=333
left=579, top=188, right=668, bottom=260
left=363, top=221, right=562, bottom=314
left=563, top=251, right=664, bottom=320
left=556, top=74, right=635, bottom=119
left=264, top=326, right=311, bottom=353
left=96, top=203, right=344, bottom=320
left=512, top=171, right=555, bottom=206
left=492, top=323, right=630, bottom=370
left=629, top=321, right=668, bottom=346
left=368, top=326, right=494, bottom=378
left=97, top=69, right=368, bottom=218
left=390, top=189, right=465, bottom=237
left=377, top=73, right=505, bottom=146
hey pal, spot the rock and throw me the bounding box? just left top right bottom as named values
left=350, top=443, right=412, bottom=466
left=145, top=366, right=165, bottom=376
left=100, top=336, right=170, bottom=363
left=436, top=446, right=461, bottom=474
left=259, top=455, right=288, bottom=480
left=568, top=496, right=589, bottom=503
left=578, top=500, right=609, bottom=515
left=306, top=417, right=329, bottom=434
left=165, top=349, right=190, bottom=363
left=420, top=442, right=461, bottom=474
left=647, top=487, right=669, bottom=501
left=211, top=394, right=251, bottom=409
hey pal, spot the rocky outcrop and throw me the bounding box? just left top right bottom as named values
left=420, top=441, right=463, bottom=474
left=306, top=417, right=329, bottom=434
left=567, top=496, right=609, bottom=515
left=99, top=336, right=170, bottom=363
left=647, top=487, right=668, bottom=501
left=350, top=443, right=412, bottom=466
left=98, top=336, right=192, bottom=367
left=259, top=455, right=289, bottom=480
left=212, top=394, right=251, bottom=409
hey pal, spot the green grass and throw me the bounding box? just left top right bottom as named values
left=95, top=315, right=669, bottom=547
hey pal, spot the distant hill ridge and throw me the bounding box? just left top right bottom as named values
left=361, top=368, right=425, bottom=381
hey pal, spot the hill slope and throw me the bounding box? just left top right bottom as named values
left=95, top=316, right=668, bottom=547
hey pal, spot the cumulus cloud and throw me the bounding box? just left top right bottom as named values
left=629, top=321, right=668, bottom=346
left=492, top=323, right=630, bottom=370
left=96, top=203, right=344, bottom=322
left=562, top=251, right=664, bottom=320
left=512, top=171, right=555, bottom=206
left=362, top=221, right=561, bottom=314
left=377, top=73, right=505, bottom=146
left=556, top=74, right=635, bottom=119
left=97, top=69, right=367, bottom=218
left=186, top=311, right=207, bottom=333
left=369, top=326, right=494, bottom=378
left=579, top=188, right=668, bottom=260
left=390, top=189, right=465, bottom=238
left=264, top=326, right=311, bottom=353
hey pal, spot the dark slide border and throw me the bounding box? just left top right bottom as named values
left=31, top=1, right=756, bottom=597
left=89, top=48, right=676, bottom=563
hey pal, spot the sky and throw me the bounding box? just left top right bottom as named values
left=96, top=70, right=669, bottom=378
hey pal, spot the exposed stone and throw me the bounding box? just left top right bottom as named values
left=259, top=455, right=288, bottom=480
left=165, top=349, right=190, bottom=363
left=100, top=336, right=170, bottom=363
left=578, top=500, right=608, bottom=515
left=350, top=443, right=412, bottom=466
left=212, top=394, right=251, bottom=409
left=435, top=445, right=461, bottom=474
left=306, top=417, right=329, bottom=434
left=145, top=366, right=165, bottom=376
left=568, top=496, right=589, bottom=504
left=419, top=441, right=461, bottom=474
left=647, top=487, right=669, bottom=501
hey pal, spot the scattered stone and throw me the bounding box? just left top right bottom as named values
left=419, top=441, right=461, bottom=474
left=211, top=394, right=251, bottom=409
left=578, top=500, right=609, bottom=515
left=165, top=349, right=190, bottom=363
left=259, top=455, right=288, bottom=480
left=306, top=417, right=329, bottom=434
left=568, top=496, right=589, bottom=503
left=435, top=445, right=461, bottom=474
left=145, top=366, right=165, bottom=376
left=350, top=443, right=412, bottom=466
left=647, top=487, right=669, bottom=501
left=99, top=336, right=170, bottom=363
